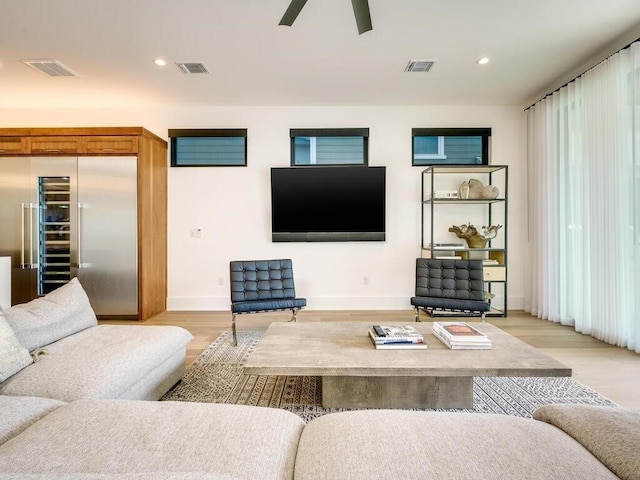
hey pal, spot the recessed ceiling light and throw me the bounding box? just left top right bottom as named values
left=154, top=58, right=167, bottom=67
left=477, top=57, right=490, bottom=65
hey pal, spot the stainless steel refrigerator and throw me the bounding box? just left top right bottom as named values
left=0, top=156, right=138, bottom=316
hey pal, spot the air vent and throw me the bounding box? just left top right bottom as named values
left=176, top=62, right=210, bottom=74
left=405, top=60, right=436, bottom=73
left=22, top=59, right=79, bottom=77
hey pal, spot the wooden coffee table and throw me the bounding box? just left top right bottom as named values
left=244, top=321, right=572, bottom=409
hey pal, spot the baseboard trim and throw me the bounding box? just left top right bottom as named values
left=167, top=295, right=525, bottom=312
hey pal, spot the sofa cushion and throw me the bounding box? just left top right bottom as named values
left=0, top=324, right=192, bottom=402
left=0, top=314, right=32, bottom=382
left=0, top=400, right=305, bottom=479
left=295, top=410, right=619, bottom=480
left=3, top=278, right=97, bottom=352
left=0, top=474, right=238, bottom=479
left=0, top=395, right=65, bottom=445
left=534, top=404, right=640, bottom=480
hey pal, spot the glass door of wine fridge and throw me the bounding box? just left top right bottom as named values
left=38, top=176, right=72, bottom=295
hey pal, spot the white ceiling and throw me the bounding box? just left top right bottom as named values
left=2, top=0, right=640, bottom=109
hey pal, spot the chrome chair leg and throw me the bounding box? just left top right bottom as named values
left=414, top=307, right=420, bottom=322
left=231, top=312, right=238, bottom=346
left=290, top=308, right=299, bottom=323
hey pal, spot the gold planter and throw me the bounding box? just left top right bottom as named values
left=465, top=235, right=488, bottom=249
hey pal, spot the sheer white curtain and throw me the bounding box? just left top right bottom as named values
left=526, top=42, right=640, bottom=353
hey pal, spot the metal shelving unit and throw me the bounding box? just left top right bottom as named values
left=421, top=165, right=508, bottom=316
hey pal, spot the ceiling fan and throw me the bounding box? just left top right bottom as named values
left=279, top=0, right=373, bottom=35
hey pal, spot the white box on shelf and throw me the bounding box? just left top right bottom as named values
left=483, top=266, right=506, bottom=281
left=431, top=190, right=459, bottom=199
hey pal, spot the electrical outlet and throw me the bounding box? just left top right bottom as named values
left=363, top=276, right=369, bottom=285
left=218, top=277, right=224, bottom=286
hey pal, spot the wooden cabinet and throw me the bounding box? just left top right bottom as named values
left=0, top=137, right=28, bottom=154
left=29, top=136, right=81, bottom=154
left=0, top=127, right=167, bottom=321
left=81, top=135, right=138, bottom=154
left=0, top=129, right=143, bottom=156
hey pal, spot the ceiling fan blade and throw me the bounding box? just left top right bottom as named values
left=279, top=0, right=309, bottom=26
left=351, top=0, right=372, bottom=34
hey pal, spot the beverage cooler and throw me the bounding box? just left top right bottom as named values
left=0, top=156, right=138, bottom=316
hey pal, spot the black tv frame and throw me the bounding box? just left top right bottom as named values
left=270, top=166, right=386, bottom=242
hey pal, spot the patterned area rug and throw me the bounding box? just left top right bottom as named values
left=161, top=331, right=618, bottom=422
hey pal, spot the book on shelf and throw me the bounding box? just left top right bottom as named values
left=369, top=325, right=424, bottom=345
left=427, top=243, right=465, bottom=248
left=432, top=321, right=492, bottom=350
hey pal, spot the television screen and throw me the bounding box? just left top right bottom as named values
left=271, top=166, right=385, bottom=242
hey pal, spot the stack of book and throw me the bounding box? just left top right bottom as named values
left=432, top=321, right=492, bottom=350
left=369, top=325, right=427, bottom=350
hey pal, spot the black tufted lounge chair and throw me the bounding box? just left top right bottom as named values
left=410, top=258, right=491, bottom=322
left=229, top=259, right=306, bottom=346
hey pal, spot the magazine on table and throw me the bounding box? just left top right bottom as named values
left=432, top=322, right=490, bottom=341
left=432, top=325, right=491, bottom=350
left=371, top=339, right=427, bottom=350
left=432, top=322, right=492, bottom=349
left=369, top=325, right=424, bottom=344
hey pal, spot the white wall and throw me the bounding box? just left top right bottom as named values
left=0, top=105, right=527, bottom=311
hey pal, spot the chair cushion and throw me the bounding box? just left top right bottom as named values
left=411, top=295, right=490, bottom=312
left=230, top=259, right=298, bottom=302
left=415, top=258, right=486, bottom=302
left=232, top=298, right=307, bottom=314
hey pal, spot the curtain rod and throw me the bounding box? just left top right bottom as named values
left=524, top=36, right=640, bottom=112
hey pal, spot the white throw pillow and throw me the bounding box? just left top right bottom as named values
left=3, top=278, right=97, bottom=352
left=0, top=313, right=33, bottom=382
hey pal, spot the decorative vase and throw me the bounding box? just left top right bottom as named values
left=465, top=235, right=488, bottom=249
left=448, top=223, right=502, bottom=249
left=458, top=181, right=470, bottom=199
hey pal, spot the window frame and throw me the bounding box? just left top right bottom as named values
left=289, top=128, right=369, bottom=166
left=169, top=128, right=248, bottom=167
left=411, top=127, right=491, bottom=166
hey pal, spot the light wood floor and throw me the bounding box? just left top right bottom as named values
left=102, top=309, right=640, bottom=408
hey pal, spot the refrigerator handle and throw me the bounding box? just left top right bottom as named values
left=20, top=203, right=26, bottom=268
left=29, top=203, right=36, bottom=269
left=77, top=203, right=83, bottom=269
left=20, top=203, right=38, bottom=270
left=21, top=203, right=36, bottom=269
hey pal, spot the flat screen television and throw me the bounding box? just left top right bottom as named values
left=271, top=166, right=386, bottom=242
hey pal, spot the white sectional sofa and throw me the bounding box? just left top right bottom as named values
left=0, top=397, right=638, bottom=479
left=0, top=278, right=193, bottom=401
left=1, top=279, right=638, bottom=479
